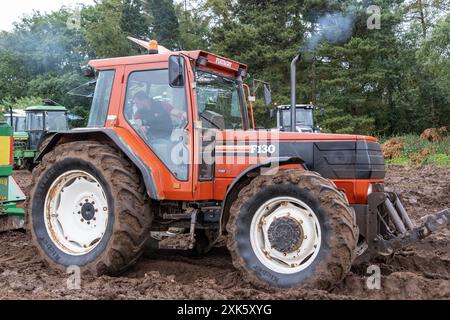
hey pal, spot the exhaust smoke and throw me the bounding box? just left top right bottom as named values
left=290, top=12, right=356, bottom=131
left=302, top=12, right=355, bottom=52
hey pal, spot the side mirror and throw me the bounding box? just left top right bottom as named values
left=263, top=84, right=272, bottom=106
left=169, top=55, right=185, bottom=87
left=320, top=107, right=325, bottom=117
left=269, top=109, right=275, bottom=118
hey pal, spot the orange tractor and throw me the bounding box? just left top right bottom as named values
left=28, top=40, right=449, bottom=289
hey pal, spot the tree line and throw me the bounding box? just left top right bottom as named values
left=0, top=0, right=449, bottom=135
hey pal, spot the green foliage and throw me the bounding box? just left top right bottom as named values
left=83, top=0, right=136, bottom=58
left=121, top=0, right=150, bottom=39
left=175, top=2, right=211, bottom=50
left=0, top=0, right=448, bottom=138
left=0, top=50, right=29, bottom=99
left=146, top=0, right=180, bottom=49
left=0, top=96, right=44, bottom=114
left=319, top=113, right=376, bottom=135
left=69, top=105, right=90, bottom=128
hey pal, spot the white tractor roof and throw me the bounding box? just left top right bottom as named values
left=8, top=109, right=26, bottom=117
left=276, top=104, right=315, bottom=110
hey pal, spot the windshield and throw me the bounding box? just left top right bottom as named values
left=281, top=109, right=314, bottom=128
left=4, top=115, right=26, bottom=132
left=27, top=112, right=44, bottom=131
left=88, top=70, right=115, bottom=127
left=46, top=111, right=68, bottom=131
left=16, top=117, right=26, bottom=132
left=196, top=70, right=245, bottom=130
left=26, top=111, right=68, bottom=131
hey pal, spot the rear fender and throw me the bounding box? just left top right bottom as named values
left=36, top=128, right=159, bottom=200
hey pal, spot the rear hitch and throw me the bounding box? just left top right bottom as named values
left=367, top=192, right=450, bottom=256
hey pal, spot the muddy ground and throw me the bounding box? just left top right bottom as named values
left=1, top=166, right=449, bottom=300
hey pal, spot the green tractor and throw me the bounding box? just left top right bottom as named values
left=5, top=105, right=69, bottom=169
left=0, top=121, right=26, bottom=232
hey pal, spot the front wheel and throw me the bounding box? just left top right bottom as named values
left=28, top=141, right=153, bottom=275
left=226, top=170, right=358, bottom=289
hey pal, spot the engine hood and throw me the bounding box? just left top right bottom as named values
left=215, top=130, right=379, bottom=143
left=214, top=130, right=384, bottom=181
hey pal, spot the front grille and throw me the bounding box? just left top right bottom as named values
left=14, top=140, right=27, bottom=149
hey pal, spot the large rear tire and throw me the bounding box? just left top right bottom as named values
left=226, top=169, right=358, bottom=289
left=28, top=141, right=152, bottom=275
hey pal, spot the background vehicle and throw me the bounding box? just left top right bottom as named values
left=0, top=121, right=26, bottom=232
left=243, top=81, right=320, bottom=133
left=273, top=104, right=320, bottom=133
left=4, top=105, right=69, bottom=169
left=28, top=40, right=449, bottom=290
left=4, top=109, right=28, bottom=167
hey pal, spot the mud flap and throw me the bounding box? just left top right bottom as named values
left=367, top=192, right=450, bottom=256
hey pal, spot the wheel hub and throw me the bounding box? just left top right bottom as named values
left=81, top=202, right=96, bottom=221
left=44, top=170, right=109, bottom=256
left=268, top=216, right=303, bottom=254
left=250, top=197, right=322, bottom=274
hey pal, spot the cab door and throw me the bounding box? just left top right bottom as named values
left=116, top=62, right=195, bottom=200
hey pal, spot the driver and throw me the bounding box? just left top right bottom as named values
left=133, top=91, right=174, bottom=140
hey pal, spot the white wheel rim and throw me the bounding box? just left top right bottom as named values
left=44, top=170, right=109, bottom=256
left=250, top=196, right=322, bottom=274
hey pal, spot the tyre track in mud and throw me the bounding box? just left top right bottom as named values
left=1, top=166, right=448, bottom=300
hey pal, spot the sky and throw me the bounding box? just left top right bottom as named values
left=0, top=0, right=95, bottom=31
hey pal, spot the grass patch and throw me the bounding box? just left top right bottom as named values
left=386, top=156, right=410, bottom=165
left=426, top=153, right=450, bottom=166
left=384, top=134, right=450, bottom=166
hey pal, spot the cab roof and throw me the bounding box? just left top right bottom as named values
left=25, top=106, right=67, bottom=112
left=277, top=104, right=315, bottom=110
left=7, top=109, right=26, bottom=117
left=89, top=50, right=248, bottom=77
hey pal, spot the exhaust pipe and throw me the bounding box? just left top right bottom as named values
left=290, top=54, right=301, bottom=132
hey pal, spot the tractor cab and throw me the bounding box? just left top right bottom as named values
left=4, top=109, right=26, bottom=133
left=274, top=104, right=320, bottom=133
left=25, top=105, right=69, bottom=151
left=5, top=105, right=69, bottom=169
left=4, top=109, right=28, bottom=155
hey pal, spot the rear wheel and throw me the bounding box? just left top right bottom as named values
left=226, top=169, right=358, bottom=289
left=28, top=141, right=152, bottom=275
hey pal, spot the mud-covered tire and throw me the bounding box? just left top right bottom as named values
left=226, top=169, right=358, bottom=290
left=37, top=134, right=54, bottom=153
left=28, top=141, right=152, bottom=276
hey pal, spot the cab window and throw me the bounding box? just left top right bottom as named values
left=196, top=70, right=245, bottom=130
left=123, top=69, right=189, bottom=181
left=88, top=70, right=115, bottom=127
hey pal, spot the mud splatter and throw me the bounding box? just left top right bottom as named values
left=1, top=166, right=448, bottom=300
